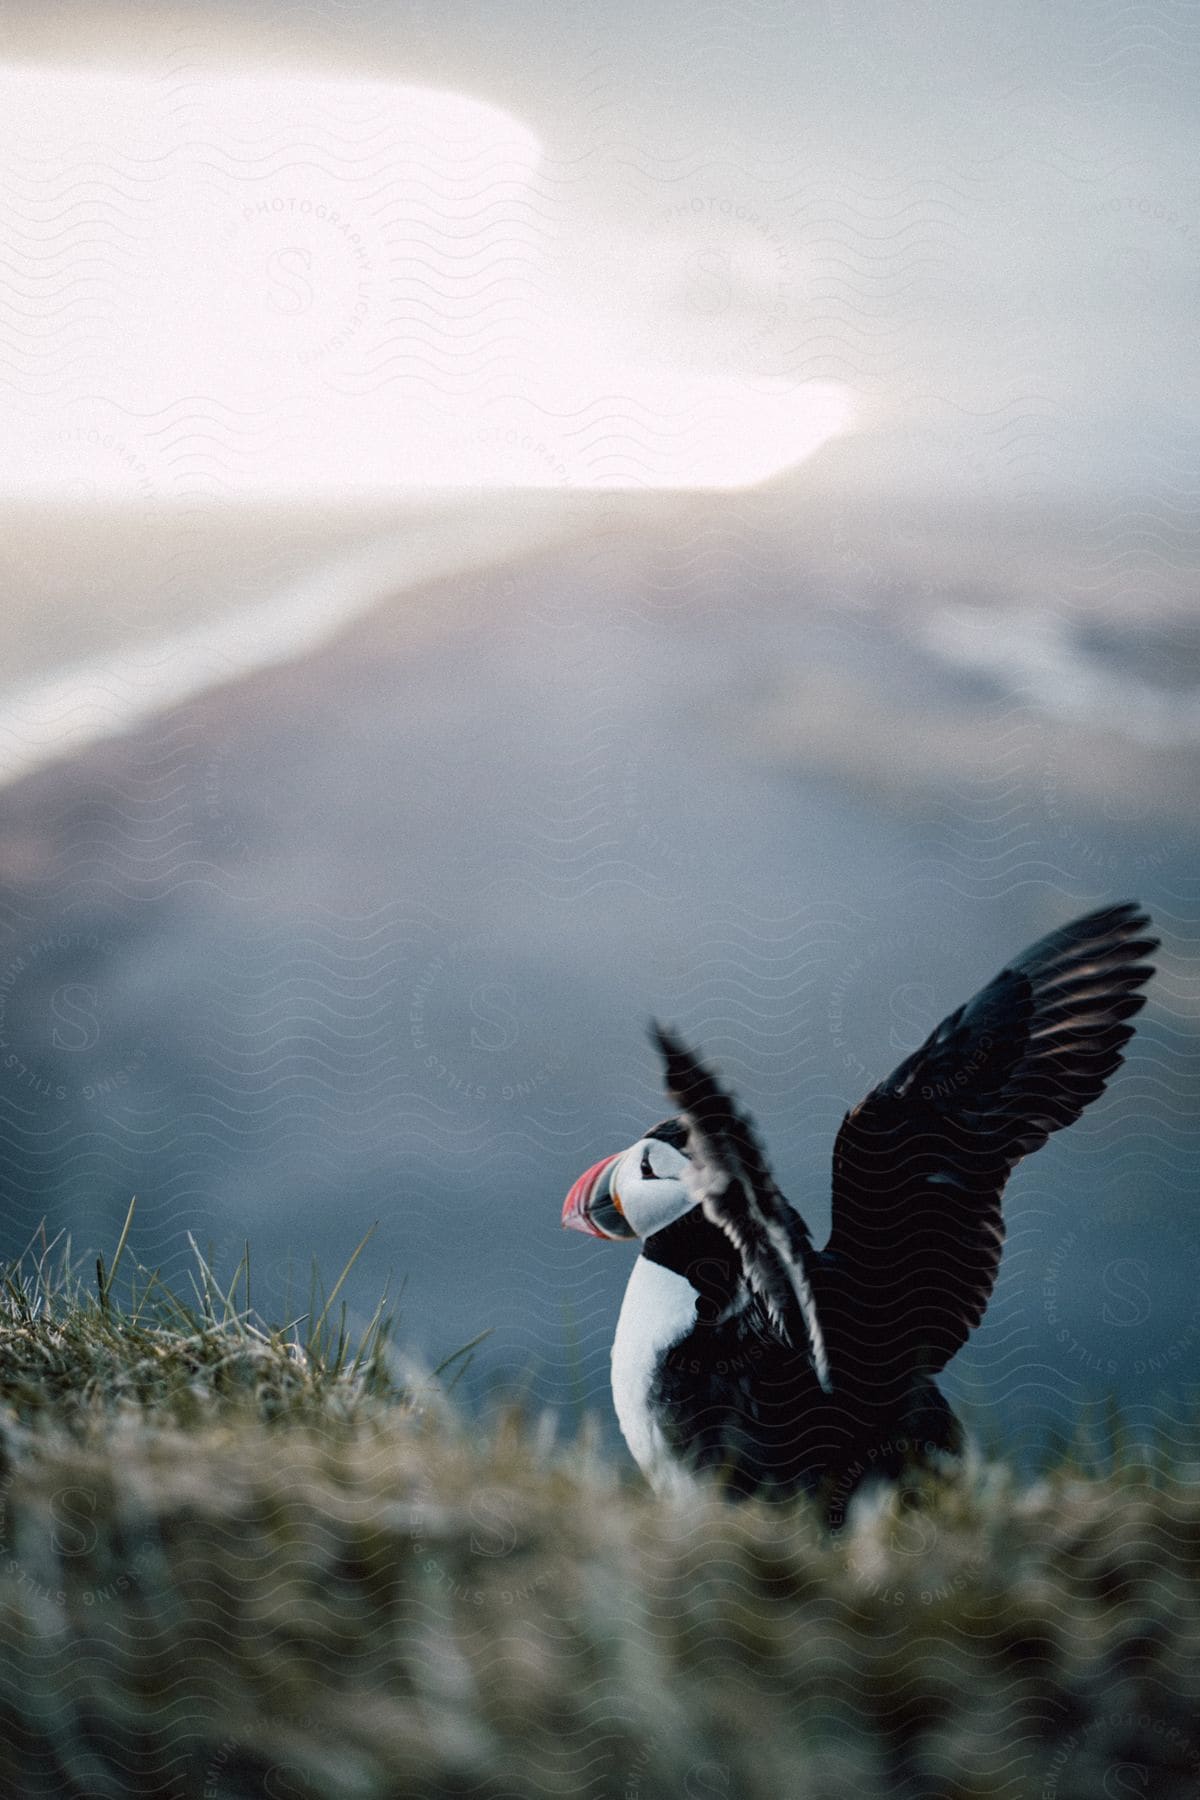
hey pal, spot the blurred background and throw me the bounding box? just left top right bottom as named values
left=0, top=0, right=1197, bottom=1459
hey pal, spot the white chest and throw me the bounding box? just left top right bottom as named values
left=610, top=1255, right=699, bottom=1494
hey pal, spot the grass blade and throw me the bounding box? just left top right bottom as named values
left=106, top=1195, right=138, bottom=1305
left=309, top=1223, right=378, bottom=1350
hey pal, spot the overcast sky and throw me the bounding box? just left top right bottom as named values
left=1, top=0, right=1196, bottom=499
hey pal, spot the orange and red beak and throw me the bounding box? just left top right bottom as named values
left=561, top=1152, right=635, bottom=1239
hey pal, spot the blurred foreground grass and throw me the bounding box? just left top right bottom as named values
left=1, top=1218, right=1199, bottom=1800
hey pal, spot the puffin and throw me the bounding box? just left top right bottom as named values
left=562, top=901, right=1157, bottom=1519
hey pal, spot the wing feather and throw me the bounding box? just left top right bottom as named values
left=822, top=901, right=1157, bottom=1392
left=652, top=1024, right=832, bottom=1394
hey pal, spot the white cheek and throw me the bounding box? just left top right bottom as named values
left=623, top=1176, right=692, bottom=1239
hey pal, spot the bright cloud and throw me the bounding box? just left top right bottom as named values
left=0, top=65, right=853, bottom=494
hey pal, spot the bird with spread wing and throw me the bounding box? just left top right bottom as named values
left=562, top=902, right=1157, bottom=1515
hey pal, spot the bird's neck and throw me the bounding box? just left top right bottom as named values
left=641, top=1210, right=742, bottom=1315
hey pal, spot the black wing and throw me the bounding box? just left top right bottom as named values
left=652, top=1023, right=832, bottom=1393
left=822, top=901, right=1158, bottom=1394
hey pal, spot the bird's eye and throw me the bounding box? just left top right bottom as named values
left=640, top=1146, right=658, bottom=1181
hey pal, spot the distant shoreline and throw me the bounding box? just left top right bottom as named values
left=0, top=492, right=597, bottom=794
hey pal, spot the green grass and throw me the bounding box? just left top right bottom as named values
left=1, top=1219, right=1199, bottom=1799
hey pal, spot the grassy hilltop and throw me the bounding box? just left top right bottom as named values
left=1, top=1224, right=1199, bottom=1800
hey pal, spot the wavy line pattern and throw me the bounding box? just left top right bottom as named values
left=0, top=9, right=1196, bottom=1796
left=0, top=489, right=1195, bottom=1447
left=3, top=1350, right=1200, bottom=1799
